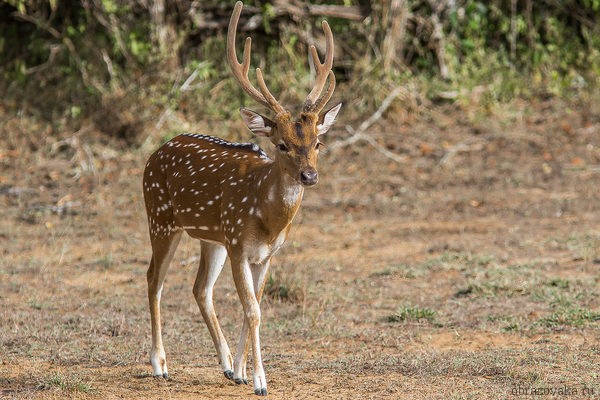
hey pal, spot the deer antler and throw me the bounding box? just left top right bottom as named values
left=303, top=20, right=335, bottom=114
left=227, top=1, right=286, bottom=115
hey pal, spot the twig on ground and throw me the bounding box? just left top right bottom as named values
left=439, top=138, right=487, bottom=166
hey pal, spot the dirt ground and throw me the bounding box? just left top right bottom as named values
left=1, top=98, right=599, bottom=399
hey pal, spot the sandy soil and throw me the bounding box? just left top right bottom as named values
left=1, top=99, right=599, bottom=399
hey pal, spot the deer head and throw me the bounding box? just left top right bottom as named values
left=227, top=1, right=341, bottom=186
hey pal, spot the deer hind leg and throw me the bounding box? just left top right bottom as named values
left=231, top=256, right=271, bottom=395
left=147, top=229, right=183, bottom=378
left=233, top=316, right=250, bottom=385
left=192, top=242, right=234, bottom=380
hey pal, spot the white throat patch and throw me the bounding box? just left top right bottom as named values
left=283, top=184, right=303, bottom=206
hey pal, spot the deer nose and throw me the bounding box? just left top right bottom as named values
left=300, top=168, right=318, bottom=186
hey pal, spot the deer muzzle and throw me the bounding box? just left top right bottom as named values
left=300, top=168, right=318, bottom=186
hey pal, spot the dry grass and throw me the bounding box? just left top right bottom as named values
left=1, top=99, right=600, bottom=399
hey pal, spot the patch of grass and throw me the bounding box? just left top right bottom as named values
left=387, top=305, right=437, bottom=323
left=531, top=276, right=597, bottom=307
left=264, top=267, right=305, bottom=303
left=318, top=349, right=514, bottom=379
left=453, top=285, right=474, bottom=298
left=421, top=252, right=496, bottom=271
left=566, top=233, right=600, bottom=263
left=463, top=263, right=541, bottom=298
left=486, top=314, right=521, bottom=332
left=93, top=254, right=114, bottom=270
left=27, top=299, right=43, bottom=310
left=536, top=307, right=600, bottom=328
left=501, top=322, right=520, bottom=332
left=547, top=278, right=570, bottom=289
left=369, top=264, right=418, bottom=279
left=37, top=373, right=94, bottom=393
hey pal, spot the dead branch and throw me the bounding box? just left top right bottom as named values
left=24, top=44, right=61, bottom=75
left=274, top=0, right=366, bottom=21
left=50, top=131, right=97, bottom=179
left=190, top=1, right=365, bottom=32
left=342, top=126, right=407, bottom=164
left=328, top=86, right=408, bottom=164
left=154, top=65, right=203, bottom=132
left=382, top=0, right=409, bottom=73
left=425, top=0, right=450, bottom=80
left=303, top=4, right=365, bottom=21
left=439, top=138, right=488, bottom=167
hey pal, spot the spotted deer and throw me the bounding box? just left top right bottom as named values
left=142, top=1, right=341, bottom=396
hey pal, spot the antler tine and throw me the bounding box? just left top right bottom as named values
left=227, top=1, right=286, bottom=114
left=306, top=70, right=336, bottom=114
left=241, top=37, right=251, bottom=76
left=256, top=68, right=286, bottom=114
left=227, top=2, right=267, bottom=107
left=303, top=20, right=335, bottom=112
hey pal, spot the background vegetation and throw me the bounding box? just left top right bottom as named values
left=1, top=0, right=599, bottom=145
left=2, top=3, right=599, bottom=399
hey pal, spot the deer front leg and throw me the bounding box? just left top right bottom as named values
left=230, top=254, right=269, bottom=396
left=147, top=230, right=182, bottom=378
left=193, top=242, right=234, bottom=380
left=234, top=259, right=271, bottom=386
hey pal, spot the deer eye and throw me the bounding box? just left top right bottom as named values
left=277, top=143, right=289, bottom=152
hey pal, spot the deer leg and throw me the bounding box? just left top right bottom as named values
left=147, top=230, right=183, bottom=378
left=233, top=259, right=271, bottom=386
left=231, top=255, right=270, bottom=395
left=192, top=242, right=234, bottom=380
left=230, top=255, right=267, bottom=395
left=233, top=317, right=249, bottom=385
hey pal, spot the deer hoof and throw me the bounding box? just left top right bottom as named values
left=224, top=370, right=234, bottom=380
left=254, top=388, right=268, bottom=396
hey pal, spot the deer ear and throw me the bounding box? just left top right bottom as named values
left=240, top=108, right=275, bottom=137
left=317, top=103, right=342, bottom=136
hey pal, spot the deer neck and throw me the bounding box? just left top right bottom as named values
left=257, top=156, right=304, bottom=232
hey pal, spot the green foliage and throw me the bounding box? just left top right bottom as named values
left=1, top=0, right=599, bottom=142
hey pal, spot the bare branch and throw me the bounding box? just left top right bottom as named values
left=439, top=138, right=487, bottom=167
left=342, top=126, right=407, bottom=164
left=426, top=0, right=450, bottom=80
left=24, top=44, right=61, bottom=75
left=382, top=0, right=408, bottom=73
left=328, top=86, right=408, bottom=164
